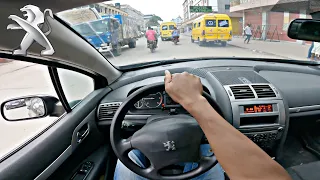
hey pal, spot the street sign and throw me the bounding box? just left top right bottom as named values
left=115, top=3, right=120, bottom=9
left=190, top=6, right=212, bottom=13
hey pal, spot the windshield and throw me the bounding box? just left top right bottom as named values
left=72, top=23, right=96, bottom=37
left=89, top=20, right=110, bottom=33
left=56, top=0, right=312, bottom=67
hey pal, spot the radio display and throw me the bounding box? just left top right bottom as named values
left=244, top=104, right=273, bottom=113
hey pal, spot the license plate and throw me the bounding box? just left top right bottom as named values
left=220, top=35, right=224, bottom=38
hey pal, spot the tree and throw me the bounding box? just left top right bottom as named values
left=147, top=15, right=163, bottom=26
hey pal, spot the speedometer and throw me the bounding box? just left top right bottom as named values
left=143, top=92, right=163, bottom=108
left=134, top=100, right=144, bottom=109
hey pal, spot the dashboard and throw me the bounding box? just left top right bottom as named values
left=97, top=59, right=320, bottom=158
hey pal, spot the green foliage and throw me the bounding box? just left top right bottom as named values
left=147, top=15, right=163, bottom=26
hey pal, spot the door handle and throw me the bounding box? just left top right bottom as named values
left=76, top=124, right=90, bottom=143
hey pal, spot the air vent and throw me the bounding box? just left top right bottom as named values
left=252, top=85, right=276, bottom=98
left=98, top=102, right=122, bottom=120
left=230, top=85, right=255, bottom=99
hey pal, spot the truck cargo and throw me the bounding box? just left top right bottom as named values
left=56, top=8, right=101, bottom=25
left=57, top=9, right=139, bottom=56
left=100, top=14, right=139, bottom=56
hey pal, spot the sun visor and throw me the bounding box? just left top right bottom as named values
left=0, top=1, right=121, bottom=83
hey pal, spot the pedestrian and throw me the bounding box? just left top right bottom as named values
left=311, top=42, right=320, bottom=60
left=244, top=24, right=252, bottom=44
left=308, top=41, right=314, bottom=59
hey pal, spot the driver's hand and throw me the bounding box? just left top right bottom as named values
left=164, top=70, right=204, bottom=107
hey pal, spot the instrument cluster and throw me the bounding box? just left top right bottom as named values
left=134, top=91, right=180, bottom=109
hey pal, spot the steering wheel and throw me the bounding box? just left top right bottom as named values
left=110, top=82, right=224, bottom=180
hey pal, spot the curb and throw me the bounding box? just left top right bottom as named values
left=0, top=59, right=12, bottom=64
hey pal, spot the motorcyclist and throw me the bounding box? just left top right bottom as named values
left=145, top=26, right=158, bottom=48
left=172, top=27, right=180, bottom=42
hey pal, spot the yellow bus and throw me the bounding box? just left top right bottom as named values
left=191, top=14, right=232, bottom=46
left=160, top=22, right=177, bottom=41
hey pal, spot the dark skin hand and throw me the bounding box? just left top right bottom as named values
left=164, top=70, right=292, bottom=180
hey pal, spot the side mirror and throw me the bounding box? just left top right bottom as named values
left=288, top=19, right=320, bottom=42
left=1, top=95, right=60, bottom=121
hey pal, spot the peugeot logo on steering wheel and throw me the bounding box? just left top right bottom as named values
left=163, top=141, right=176, bottom=151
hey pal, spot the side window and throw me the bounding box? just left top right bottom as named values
left=218, top=20, right=229, bottom=27
left=162, top=25, right=168, bottom=30
left=193, top=23, right=196, bottom=28
left=198, top=22, right=201, bottom=27
left=57, top=68, right=94, bottom=108
left=113, top=21, right=120, bottom=30
left=0, top=59, right=64, bottom=158
left=206, top=20, right=217, bottom=27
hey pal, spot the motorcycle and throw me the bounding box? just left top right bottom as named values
left=148, top=40, right=157, bottom=53
left=172, top=36, right=179, bottom=45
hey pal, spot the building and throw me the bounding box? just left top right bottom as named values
left=171, top=16, right=183, bottom=27
left=230, top=0, right=317, bottom=42
left=120, top=4, right=145, bottom=30
left=182, top=0, right=242, bottom=35
left=98, top=3, right=128, bottom=16
left=77, top=3, right=128, bottom=16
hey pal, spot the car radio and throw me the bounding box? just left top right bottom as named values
left=231, top=100, right=285, bottom=129
left=243, top=104, right=273, bottom=113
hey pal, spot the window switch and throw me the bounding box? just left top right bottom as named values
left=73, top=161, right=94, bottom=177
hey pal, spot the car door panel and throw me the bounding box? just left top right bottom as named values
left=48, top=109, right=108, bottom=180
left=0, top=88, right=111, bottom=180
left=48, top=145, right=110, bottom=180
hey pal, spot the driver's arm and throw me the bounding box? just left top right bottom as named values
left=164, top=71, right=291, bottom=180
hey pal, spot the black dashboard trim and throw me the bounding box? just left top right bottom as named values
left=118, top=58, right=320, bottom=72
left=254, top=65, right=320, bottom=76
left=289, top=110, right=320, bottom=118
left=289, top=105, right=320, bottom=114
left=205, top=72, right=233, bottom=123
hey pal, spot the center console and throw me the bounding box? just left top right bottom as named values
left=224, top=83, right=287, bottom=157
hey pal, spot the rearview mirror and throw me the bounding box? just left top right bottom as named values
left=288, top=19, right=320, bottom=42
left=1, top=95, right=60, bottom=121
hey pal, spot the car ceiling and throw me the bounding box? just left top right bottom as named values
left=0, top=0, right=121, bottom=83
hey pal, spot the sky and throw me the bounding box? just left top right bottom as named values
left=108, top=0, right=184, bottom=21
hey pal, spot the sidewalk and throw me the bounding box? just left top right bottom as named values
left=182, top=33, right=310, bottom=60
left=229, top=37, right=310, bottom=60
left=0, top=61, right=36, bottom=76
left=0, top=58, right=12, bottom=65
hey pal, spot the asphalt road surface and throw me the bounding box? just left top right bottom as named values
left=0, top=35, right=281, bottom=158
left=108, top=35, right=282, bottom=66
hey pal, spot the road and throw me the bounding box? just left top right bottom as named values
left=0, top=35, right=282, bottom=158
left=108, top=35, right=282, bottom=66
